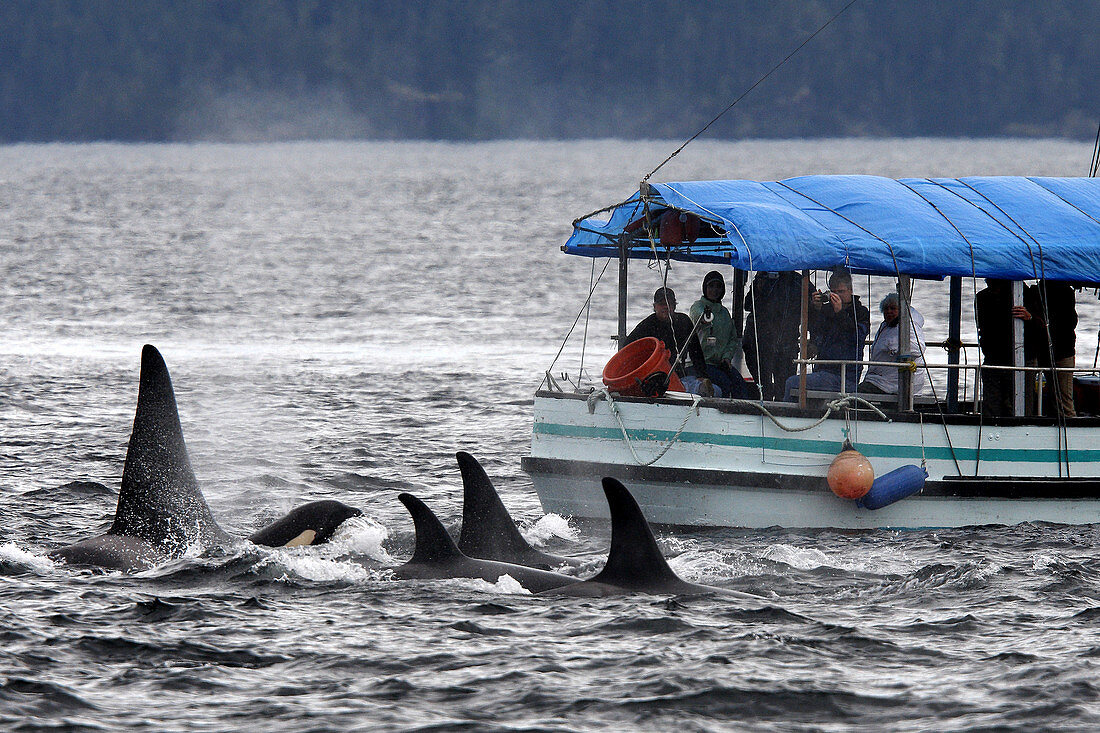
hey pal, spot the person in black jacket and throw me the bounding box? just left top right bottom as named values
left=623, top=287, right=713, bottom=396
left=976, top=279, right=1012, bottom=416
left=743, top=271, right=802, bottom=401
left=1032, top=280, right=1078, bottom=417
left=783, top=270, right=870, bottom=401
left=976, top=279, right=1052, bottom=417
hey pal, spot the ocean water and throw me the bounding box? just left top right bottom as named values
left=3, top=139, right=1100, bottom=731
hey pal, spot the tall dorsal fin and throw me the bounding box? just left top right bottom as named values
left=456, top=451, right=535, bottom=558
left=109, top=345, right=226, bottom=548
left=590, top=478, right=681, bottom=589
left=398, top=493, right=463, bottom=564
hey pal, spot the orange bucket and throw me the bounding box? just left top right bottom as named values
left=602, top=337, right=685, bottom=396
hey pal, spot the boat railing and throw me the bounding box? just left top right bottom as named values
left=796, top=358, right=1100, bottom=377
left=793, top=357, right=1100, bottom=414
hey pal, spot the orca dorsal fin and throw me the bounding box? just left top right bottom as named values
left=109, top=345, right=226, bottom=548
left=398, top=493, right=464, bottom=564
left=456, top=451, right=535, bottom=559
left=591, top=478, right=681, bottom=589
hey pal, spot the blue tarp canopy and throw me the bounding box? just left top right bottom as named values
left=564, top=176, right=1100, bottom=282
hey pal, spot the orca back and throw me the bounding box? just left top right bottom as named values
left=249, top=500, right=362, bottom=547
left=395, top=492, right=577, bottom=592
left=48, top=534, right=165, bottom=572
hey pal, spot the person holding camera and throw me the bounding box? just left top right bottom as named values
left=689, top=271, right=752, bottom=398
left=784, top=269, right=870, bottom=401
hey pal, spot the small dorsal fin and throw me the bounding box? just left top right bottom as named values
left=110, top=345, right=226, bottom=548
left=591, top=478, right=681, bottom=589
left=456, top=451, right=534, bottom=558
left=398, top=493, right=463, bottom=564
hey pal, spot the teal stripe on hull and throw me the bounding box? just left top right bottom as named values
left=533, top=421, right=1100, bottom=464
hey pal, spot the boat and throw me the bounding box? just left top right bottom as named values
left=521, top=175, right=1100, bottom=528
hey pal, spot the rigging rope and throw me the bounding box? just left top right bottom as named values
left=1091, top=119, right=1100, bottom=178
left=545, top=258, right=612, bottom=385
left=573, top=194, right=642, bottom=230
left=918, top=412, right=927, bottom=471
left=895, top=179, right=987, bottom=475
left=923, top=178, right=1078, bottom=474
left=588, top=388, right=702, bottom=466
left=955, top=179, right=1072, bottom=475
left=587, top=388, right=890, bottom=467
left=578, top=257, right=597, bottom=383
left=643, top=0, right=860, bottom=183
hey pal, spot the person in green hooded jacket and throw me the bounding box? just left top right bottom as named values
left=689, top=271, right=752, bottom=398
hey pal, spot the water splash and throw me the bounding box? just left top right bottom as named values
left=252, top=550, right=374, bottom=583
left=328, top=514, right=392, bottom=562
left=668, top=548, right=750, bottom=584
left=0, top=542, right=57, bottom=574
left=521, top=513, right=578, bottom=547
left=475, top=574, right=534, bottom=595
left=762, top=544, right=832, bottom=570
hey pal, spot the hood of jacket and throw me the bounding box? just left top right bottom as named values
left=702, top=270, right=725, bottom=302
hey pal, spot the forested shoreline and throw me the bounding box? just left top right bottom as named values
left=1, top=0, right=1096, bottom=142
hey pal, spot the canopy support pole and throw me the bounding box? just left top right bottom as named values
left=617, top=235, right=628, bottom=348
left=732, top=268, right=746, bottom=370
left=947, top=276, right=962, bottom=412
left=897, top=275, right=914, bottom=412
left=798, top=270, right=810, bottom=409
left=1013, top=281, right=1025, bottom=416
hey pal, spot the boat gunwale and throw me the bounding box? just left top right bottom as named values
left=533, top=389, right=1100, bottom=429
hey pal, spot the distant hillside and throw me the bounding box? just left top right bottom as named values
left=1, top=0, right=1096, bottom=142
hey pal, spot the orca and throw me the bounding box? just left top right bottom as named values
left=541, top=478, right=761, bottom=600
left=48, top=533, right=168, bottom=572
left=393, top=493, right=578, bottom=593
left=248, top=500, right=362, bottom=547
left=455, top=451, right=582, bottom=570
left=48, top=345, right=361, bottom=571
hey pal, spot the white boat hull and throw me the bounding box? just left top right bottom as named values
left=524, top=391, right=1100, bottom=528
